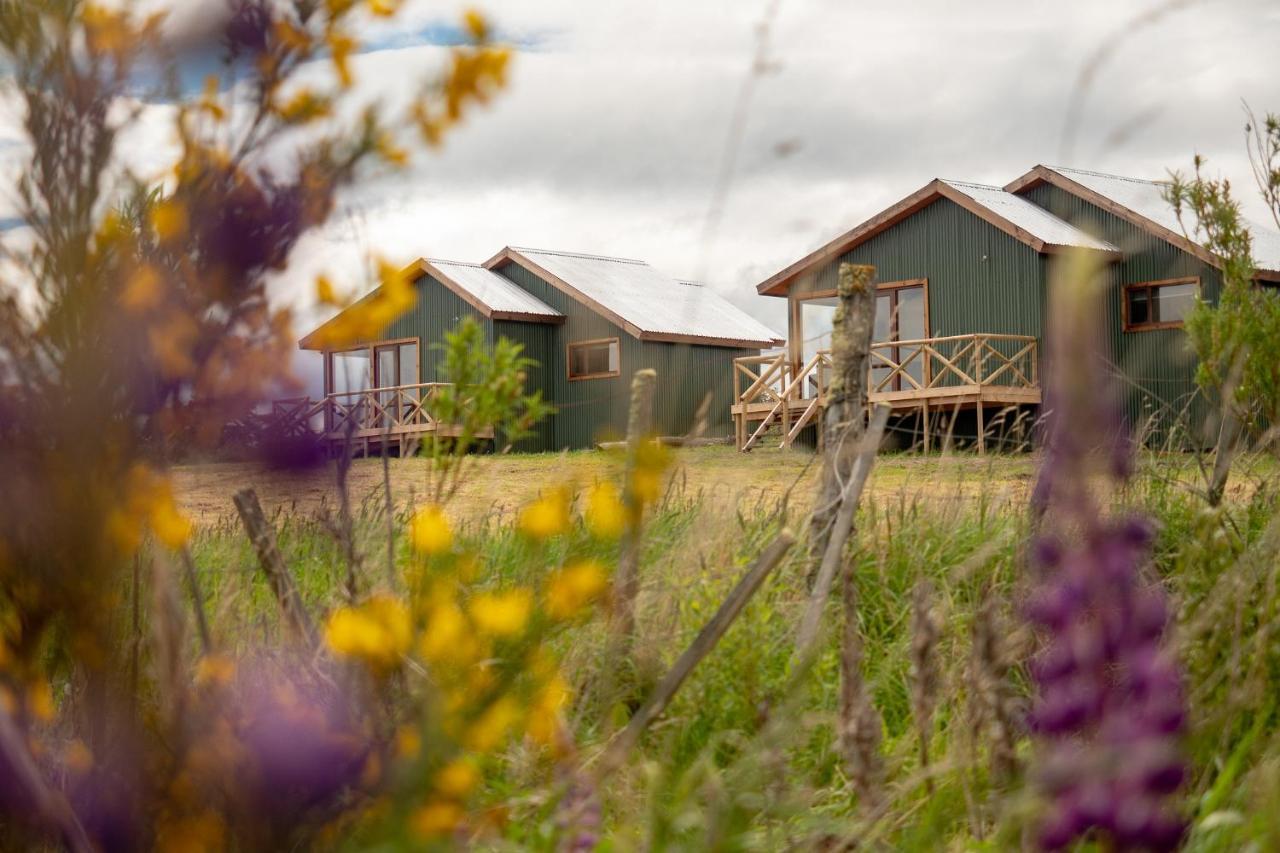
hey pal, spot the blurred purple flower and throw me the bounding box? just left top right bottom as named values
left=225, top=1, right=273, bottom=61
left=1028, top=269, right=1187, bottom=851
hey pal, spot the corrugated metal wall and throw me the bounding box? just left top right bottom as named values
left=383, top=272, right=492, bottom=382
left=1021, top=184, right=1218, bottom=445
left=496, top=263, right=760, bottom=450
left=791, top=197, right=1050, bottom=393
left=492, top=318, right=557, bottom=452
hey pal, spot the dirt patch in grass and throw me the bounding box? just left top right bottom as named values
left=173, top=446, right=1040, bottom=527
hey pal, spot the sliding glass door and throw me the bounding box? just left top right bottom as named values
left=871, top=281, right=927, bottom=392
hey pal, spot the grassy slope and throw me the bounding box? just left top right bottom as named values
left=183, top=447, right=1280, bottom=849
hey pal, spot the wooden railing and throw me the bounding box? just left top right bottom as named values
left=868, top=333, right=1038, bottom=399
left=731, top=334, right=1040, bottom=450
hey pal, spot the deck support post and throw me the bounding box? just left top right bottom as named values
left=921, top=400, right=929, bottom=454
left=976, top=401, right=986, bottom=455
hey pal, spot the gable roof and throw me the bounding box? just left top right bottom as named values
left=756, top=178, right=1122, bottom=296
left=485, top=246, right=784, bottom=348
left=298, top=258, right=562, bottom=350
left=1004, top=165, right=1280, bottom=281
left=420, top=258, right=563, bottom=322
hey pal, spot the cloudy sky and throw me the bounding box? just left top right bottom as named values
left=4, top=0, right=1278, bottom=393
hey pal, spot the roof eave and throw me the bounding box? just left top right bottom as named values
left=637, top=330, right=784, bottom=349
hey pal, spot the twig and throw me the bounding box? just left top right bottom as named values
left=0, top=709, right=94, bottom=853
left=593, top=529, right=796, bottom=780
left=793, top=404, right=890, bottom=660
left=233, top=488, right=320, bottom=651
left=179, top=546, right=213, bottom=654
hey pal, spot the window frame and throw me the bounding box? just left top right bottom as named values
left=566, top=336, right=621, bottom=382
left=324, top=336, right=421, bottom=396
left=1122, top=277, right=1200, bottom=333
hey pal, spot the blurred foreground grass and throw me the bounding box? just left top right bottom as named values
left=178, top=447, right=1280, bottom=849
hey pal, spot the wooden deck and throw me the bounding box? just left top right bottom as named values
left=274, top=383, right=494, bottom=457
left=731, top=334, right=1041, bottom=452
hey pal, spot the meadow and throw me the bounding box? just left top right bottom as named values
left=175, top=445, right=1280, bottom=850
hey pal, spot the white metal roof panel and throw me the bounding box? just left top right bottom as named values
left=1044, top=166, right=1280, bottom=272
left=507, top=247, right=784, bottom=346
left=426, top=259, right=562, bottom=318
left=941, top=179, right=1119, bottom=252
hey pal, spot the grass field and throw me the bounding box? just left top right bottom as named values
left=171, top=444, right=1280, bottom=849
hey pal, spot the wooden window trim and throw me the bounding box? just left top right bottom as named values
left=793, top=278, right=929, bottom=303
left=325, top=336, right=421, bottom=394
left=1122, top=277, right=1199, bottom=333
left=566, top=336, right=621, bottom=382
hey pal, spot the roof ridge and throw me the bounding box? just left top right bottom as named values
left=940, top=178, right=1007, bottom=191
left=1048, top=165, right=1169, bottom=187
left=512, top=246, right=649, bottom=265
left=426, top=257, right=484, bottom=268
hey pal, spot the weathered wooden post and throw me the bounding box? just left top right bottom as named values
left=611, top=368, right=658, bottom=651
left=809, top=263, right=877, bottom=555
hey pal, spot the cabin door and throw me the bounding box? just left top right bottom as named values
left=871, top=282, right=927, bottom=392
left=373, top=341, right=419, bottom=427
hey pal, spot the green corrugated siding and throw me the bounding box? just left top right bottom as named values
left=382, top=273, right=492, bottom=382
left=496, top=264, right=760, bottom=449
left=1021, top=184, right=1219, bottom=445
left=793, top=197, right=1050, bottom=391
left=493, top=318, right=557, bottom=452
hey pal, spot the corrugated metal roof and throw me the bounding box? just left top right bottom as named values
left=425, top=258, right=562, bottom=319
left=1043, top=166, right=1280, bottom=272
left=503, top=247, right=784, bottom=346
left=940, top=179, right=1120, bottom=252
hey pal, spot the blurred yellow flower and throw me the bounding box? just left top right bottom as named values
left=148, top=310, right=199, bottom=378
left=545, top=560, right=608, bottom=621
left=395, top=725, right=421, bottom=759
left=326, top=31, right=358, bottom=88
left=64, top=740, right=94, bottom=775
left=419, top=601, right=475, bottom=665
left=526, top=672, right=571, bottom=747
left=367, top=0, right=401, bottom=16
left=150, top=494, right=193, bottom=550
left=465, top=695, right=520, bottom=752
left=630, top=440, right=672, bottom=505
left=325, top=595, right=411, bottom=672
left=469, top=589, right=532, bottom=638
left=584, top=481, right=627, bottom=538
left=463, top=9, right=490, bottom=41
left=278, top=89, right=333, bottom=124
left=411, top=504, right=453, bottom=555
left=315, top=274, right=339, bottom=306
left=194, top=654, right=236, bottom=688
left=518, top=488, right=571, bottom=540
left=410, top=801, right=464, bottom=838
left=27, top=679, right=54, bottom=722
left=121, top=264, right=164, bottom=312
left=434, top=758, right=480, bottom=798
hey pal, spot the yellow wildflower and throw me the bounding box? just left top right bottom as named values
left=105, top=507, right=144, bottom=555
left=395, top=725, right=421, bottom=759
left=315, top=274, right=339, bottom=306
left=410, top=801, right=464, bottom=838
left=150, top=493, right=193, bottom=550
left=518, top=488, right=571, bottom=540
left=630, top=439, right=672, bottom=505
left=121, top=264, right=163, bottom=312
left=148, top=310, right=199, bottom=378
left=469, top=589, right=532, bottom=638
left=324, top=595, right=411, bottom=672
left=465, top=695, right=520, bottom=752
left=419, top=600, right=478, bottom=665
left=545, top=560, right=608, bottom=621
left=326, top=30, right=358, bottom=88
left=411, top=504, right=453, bottom=555
left=367, top=0, right=401, bottom=16
left=434, top=758, right=480, bottom=798
left=28, top=679, right=54, bottom=722
left=463, top=9, right=490, bottom=41
left=278, top=88, right=333, bottom=123
left=527, top=672, right=571, bottom=747
left=194, top=654, right=236, bottom=688
left=374, top=131, right=409, bottom=167
left=64, top=740, right=94, bottom=775
left=584, top=481, right=627, bottom=538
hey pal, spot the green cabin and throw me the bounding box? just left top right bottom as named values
left=299, top=246, right=783, bottom=453
left=733, top=165, right=1280, bottom=451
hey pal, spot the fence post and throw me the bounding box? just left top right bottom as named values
left=810, top=263, right=877, bottom=557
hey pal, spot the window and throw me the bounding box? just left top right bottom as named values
left=567, top=338, right=620, bottom=380
left=325, top=339, right=418, bottom=396
left=1124, top=278, right=1199, bottom=331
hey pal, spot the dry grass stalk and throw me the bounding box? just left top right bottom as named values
left=909, top=579, right=941, bottom=791
left=967, top=591, right=1020, bottom=785
left=149, top=548, right=188, bottom=727
left=839, top=561, right=885, bottom=810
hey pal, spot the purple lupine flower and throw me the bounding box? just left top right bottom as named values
left=1027, top=264, right=1187, bottom=852
left=225, top=1, right=273, bottom=61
